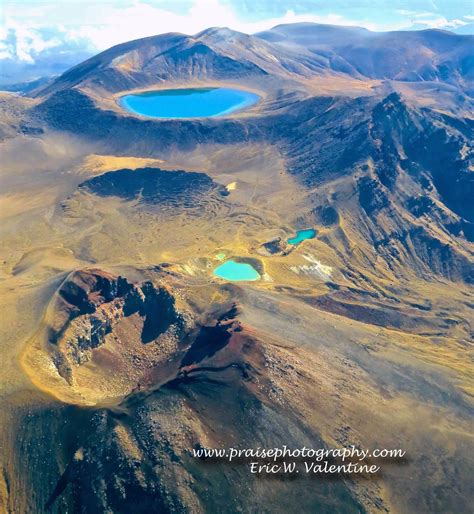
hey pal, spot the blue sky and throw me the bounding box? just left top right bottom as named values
left=0, top=0, right=472, bottom=82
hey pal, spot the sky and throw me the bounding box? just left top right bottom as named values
left=0, top=0, right=473, bottom=82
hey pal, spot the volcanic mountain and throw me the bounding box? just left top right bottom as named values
left=0, top=23, right=473, bottom=514
left=33, top=24, right=473, bottom=98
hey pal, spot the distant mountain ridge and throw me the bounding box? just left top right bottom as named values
left=33, top=23, right=473, bottom=98
left=257, top=23, right=473, bottom=86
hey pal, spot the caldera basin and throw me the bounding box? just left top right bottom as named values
left=119, top=87, right=260, bottom=119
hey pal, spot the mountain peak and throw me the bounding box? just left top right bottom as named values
left=195, top=26, right=245, bottom=40
left=271, top=21, right=370, bottom=32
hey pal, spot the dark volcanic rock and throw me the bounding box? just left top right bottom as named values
left=357, top=176, right=389, bottom=216
left=312, top=205, right=340, bottom=226
left=261, top=237, right=289, bottom=255
left=407, top=196, right=435, bottom=217
left=79, top=167, right=228, bottom=206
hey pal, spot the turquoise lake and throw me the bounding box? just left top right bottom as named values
left=119, top=87, right=260, bottom=119
left=287, top=228, right=317, bottom=245
left=213, top=260, right=261, bottom=281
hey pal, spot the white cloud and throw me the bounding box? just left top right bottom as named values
left=411, top=15, right=468, bottom=29
left=0, top=19, right=65, bottom=62
left=395, top=7, right=471, bottom=30
left=396, top=9, right=418, bottom=16
left=1, top=0, right=407, bottom=63
left=411, top=11, right=438, bottom=18
left=62, top=0, right=396, bottom=52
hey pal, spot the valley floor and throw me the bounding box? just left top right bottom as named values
left=0, top=90, right=473, bottom=513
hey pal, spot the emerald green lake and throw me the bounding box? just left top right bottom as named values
left=119, top=87, right=260, bottom=119
left=213, top=260, right=260, bottom=281
left=287, top=228, right=317, bottom=245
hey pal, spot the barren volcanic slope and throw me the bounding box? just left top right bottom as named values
left=0, top=24, right=473, bottom=514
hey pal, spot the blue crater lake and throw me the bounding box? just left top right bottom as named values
left=287, top=228, right=317, bottom=245
left=119, top=87, right=260, bottom=119
left=214, top=260, right=261, bottom=282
